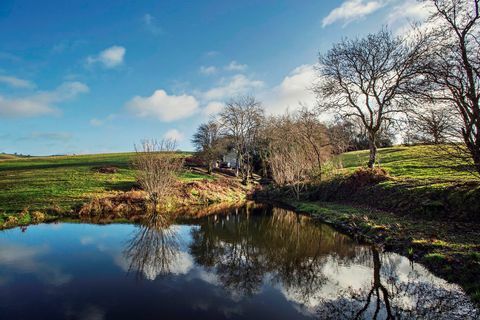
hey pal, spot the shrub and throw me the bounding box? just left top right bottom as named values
left=348, top=167, right=390, bottom=187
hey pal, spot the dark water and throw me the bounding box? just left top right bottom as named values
left=0, top=205, right=478, bottom=320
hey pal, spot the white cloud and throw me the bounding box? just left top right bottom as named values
left=0, top=75, right=34, bottom=88
left=387, top=0, right=435, bottom=35
left=388, top=0, right=430, bottom=23
left=205, top=51, right=219, bottom=58
left=87, top=46, right=126, bottom=68
left=224, top=60, right=247, bottom=71
left=199, top=66, right=218, bottom=75
left=263, top=64, right=317, bottom=114
left=202, top=101, right=224, bottom=116
left=89, top=118, right=103, bottom=126
left=203, top=74, right=264, bottom=100
left=126, top=89, right=199, bottom=122
left=164, top=129, right=184, bottom=141
left=143, top=13, right=163, bottom=35
left=0, top=81, right=89, bottom=118
left=322, top=0, right=387, bottom=27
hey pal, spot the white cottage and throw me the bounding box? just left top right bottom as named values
left=222, top=149, right=238, bottom=169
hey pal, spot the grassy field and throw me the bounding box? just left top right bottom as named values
left=340, top=145, right=477, bottom=183
left=0, top=152, right=209, bottom=215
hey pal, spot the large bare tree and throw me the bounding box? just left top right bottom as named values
left=422, top=0, right=480, bottom=174
left=315, top=29, right=428, bottom=168
left=219, top=95, right=264, bottom=184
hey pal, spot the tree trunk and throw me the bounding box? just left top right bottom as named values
left=235, top=151, right=240, bottom=177
left=466, top=140, right=480, bottom=176
left=368, top=133, right=377, bottom=169
left=207, top=161, right=213, bottom=174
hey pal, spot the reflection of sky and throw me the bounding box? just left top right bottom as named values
left=0, top=222, right=478, bottom=320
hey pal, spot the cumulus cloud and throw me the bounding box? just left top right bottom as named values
left=224, top=61, right=247, bottom=71
left=202, top=101, right=224, bottom=116
left=87, top=46, right=126, bottom=68
left=164, top=129, right=184, bottom=141
left=322, top=0, right=387, bottom=27
left=143, top=13, right=163, bottom=35
left=387, top=0, right=435, bottom=34
left=263, top=64, right=317, bottom=114
left=203, top=74, right=264, bottom=100
left=0, top=81, right=89, bottom=118
left=126, top=89, right=199, bottom=122
left=0, top=75, right=34, bottom=88
left=199, top=66, right=218, bottom=75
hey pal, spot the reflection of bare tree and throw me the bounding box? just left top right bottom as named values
left=317, top=247, right=479, bottom=320
left=189, top=206, right=358, bottom=300
left=123, top=214, right=180, bottom=280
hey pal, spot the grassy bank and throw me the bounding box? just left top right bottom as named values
left=290, top=201, right=480, bottom=304
left=0, top=152, right=245, bottom=229
left=340, top=145, right=477, bottom=183
left=312, top=145, right=480, bottom=220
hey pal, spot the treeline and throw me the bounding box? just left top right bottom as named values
left=193, top=0, right=480, bottom=188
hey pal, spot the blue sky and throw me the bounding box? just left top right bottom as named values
left=0, top=0, right=429, bottom=155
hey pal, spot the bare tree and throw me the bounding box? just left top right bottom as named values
left=219, top=95, right=264, bottom=184
left=407, top=104, right=459, bottom=144
left=295, top=107, right=332, bottom=181
left=191, top=120, right=225, bottom=174
left=421, top=0, right=480, bottom=175
left=133, top=139, right=184, bottom=211
left=316, top=28, right=428, bottom=168
left=265, top=110, right=332, bottom=199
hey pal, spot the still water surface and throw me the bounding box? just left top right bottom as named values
left=0, top=205, right=478, bottom=319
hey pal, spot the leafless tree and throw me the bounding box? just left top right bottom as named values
left=315, top=28, right=429, bottom=168
left=133, top=139, right=184, bottom=211
left=191, top=120, right=225, bottom=174
left=407, top=104, right=459, bottom=144
left=124, top=213, right=179, bottom=280
left=219, top=95, right=264, bottom=184
left=421, top=0, right=480, bottom=175
left=265, top=110, right=332, bottom=199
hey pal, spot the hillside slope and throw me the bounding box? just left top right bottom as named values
left=340, top=145, right=477, bottom=183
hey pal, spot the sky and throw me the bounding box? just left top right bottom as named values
left=0, top=0, right=430, bottom=155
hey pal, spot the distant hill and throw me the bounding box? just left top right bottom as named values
left=0, top=154, right=18, bottom=160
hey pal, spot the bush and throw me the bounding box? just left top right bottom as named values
left=346, top=167, right=390, bottom=189
left=184, top=155, right=205, bottom=167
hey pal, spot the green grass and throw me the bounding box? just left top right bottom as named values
left=0, top=152, right=208, bottom=214
left=340, top=145, right=477, bottom=183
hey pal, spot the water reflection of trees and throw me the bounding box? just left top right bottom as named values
left=121, top=206, right=478, bottom=319
left=189, top=205, right=479, bottom=319
left=123, top=214, right=180, bottom=280
left=317, top=248, right=479, bottom=320
left=189, top=206, right=358, bottom=300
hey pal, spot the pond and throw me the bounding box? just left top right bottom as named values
left=0, top=204, right=478, bottom=319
